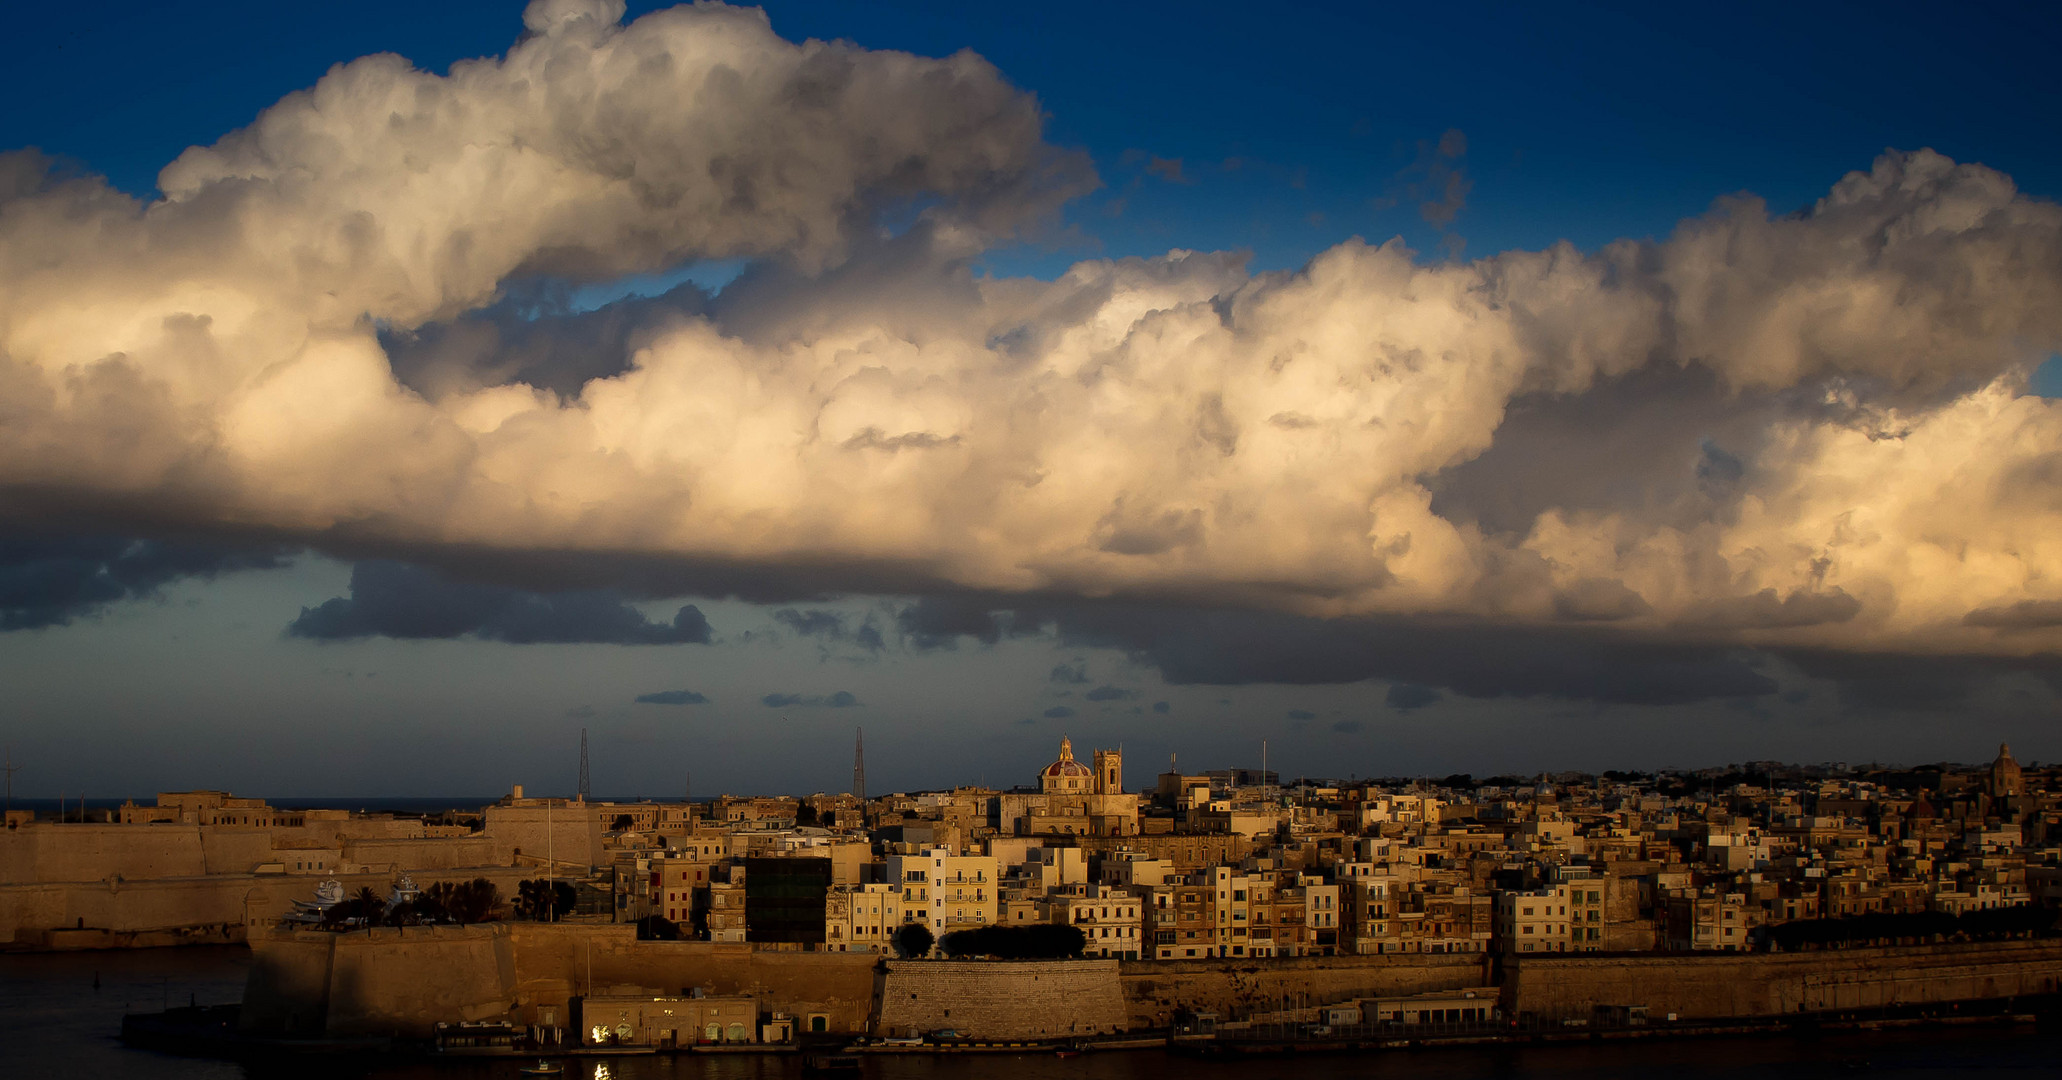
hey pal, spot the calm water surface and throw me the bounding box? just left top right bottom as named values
left=5, top=946, right=2058, bottom=1079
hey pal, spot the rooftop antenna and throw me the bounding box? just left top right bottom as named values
left=853, top=728, right=867, bottom=802
left=2, top=750, right=18, bottom=818
left=577, top=728, right=590, bottom=803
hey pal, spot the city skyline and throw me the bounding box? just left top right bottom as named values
left=5, top=1, right=2062, bottom=797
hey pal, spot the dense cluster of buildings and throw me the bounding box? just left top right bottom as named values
left=518, top=738, right=2062, bottom=959
left=6, top=739, right=2056, bottom=959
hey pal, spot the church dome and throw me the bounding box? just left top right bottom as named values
left=1044, top=737, right=1093, bottom=778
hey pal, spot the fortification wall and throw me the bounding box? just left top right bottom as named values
left=876, top=959, right=1126, bottom=1040
left=241, top=931, right=345, bottom=1035
left=0, top=866, right=535, bottom=948
left=0, top=824, right=277, bottom=884
left=1504, top=940, right=2062, bottom=1020
left=1117, top=952, right=1489, bottom=1029
left=326, top=926, right=519, bottom=1037
left=503, top=924, right=878, bottom=1034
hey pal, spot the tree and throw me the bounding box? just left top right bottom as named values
left=611, top=813, right=635, bottom=832
left=430, top=877, right=501, bottom=924
left=515, top=878, right=579, bottom=921
left=795, top=802, right=820, bottom=827
left=893, top=922, right=934, bottom=958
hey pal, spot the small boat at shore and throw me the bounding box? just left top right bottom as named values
left=518, top=1060, right=564, bottom=1075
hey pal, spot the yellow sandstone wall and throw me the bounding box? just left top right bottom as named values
left=876, top=959, right=1127, bottom=1039
left=1503, top=940, right=2062, bottom=1021
left=1118, top=952, right=1490, bottom=1029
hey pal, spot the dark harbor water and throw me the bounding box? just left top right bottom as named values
left=7, top=946, right=2059, bottom=1079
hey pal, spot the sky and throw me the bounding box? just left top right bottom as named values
left=3, top=0, right=2061, bottom=799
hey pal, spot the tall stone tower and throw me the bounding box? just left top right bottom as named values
left=1093, top=748, right=1123, bottom=795
left=1989, top=742, right=2024, bottom=799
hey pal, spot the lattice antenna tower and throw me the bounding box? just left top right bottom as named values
left=2, top=749, right=18, bottom=817
left=578, top=728, right=591, bottom=802
left=852, top=727, right=866, bottom=802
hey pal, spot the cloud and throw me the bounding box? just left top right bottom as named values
left=1964, top=600, right=2062, bottom=630
left=288, top=561, right=713, bottom=644
left=1084, top=684, right=1136, bottom=702
left=1331, top=719, right=1364, bottom=734
left=1286, top=709, right=1316, bottom=720
left=1, top=531, right=291, bottom=631
left=1050, top=661, right=1090, bottom=684
left=1152, top=701, right=1171, bottom=713
left=773, top=607, right=885, bottom=651
left=0, top=0, right=2056, bottom=683
left=761, top=690, right=861, bottom=708
left=1043, top=705, right=1076, bottom=719
left=1145, top=156, right=1190, bottom=184
left=1385, top=683, right=1441, bottom=710
left=634, top=689, right=709, bottom=705
left=1391, top=128, right=1471, bottom=228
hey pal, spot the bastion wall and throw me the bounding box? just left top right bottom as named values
left=1503, top=940, right=2062, bottom=1020
left=875, top=959, right=1126, bottom=1039
left=1118, top=952, right=1490, bottom=1029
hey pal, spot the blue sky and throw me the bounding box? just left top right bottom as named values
left=10, top=1, right=2058, bottom=271
left=2, top=2, right=2059, bottom=797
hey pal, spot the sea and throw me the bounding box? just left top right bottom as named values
left=4, top=946, right=2059, bottom=1079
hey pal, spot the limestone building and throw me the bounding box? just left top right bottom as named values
left=997, top=737, right=1141, bottom=837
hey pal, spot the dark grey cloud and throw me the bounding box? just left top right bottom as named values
left=892, top=596, right=1778, bottom=706
left=1085, top=684, right=1136, bottom=702
left=1, top=531, right=291, bottom=631
left=774, top=606, right=886, bottom=651
left=762, top=690, right=861, bottom=708
left=1044, top=705, right=1076, bottom=719
left=1050, top=661, right=1090, bottom=684
left=635, top=689, right=710, bottom=705
left=1152, top=701, right=1171, bottom=714
left=1286, top=709, right=1316, bottom=720
left=1386, top=683, right=1442, bottom=711
left=381, top=279, right=710, bottom=400
left=287, top=561, right=713, bottom=645
left=1964, top=600, right=2062, bottom=630
left=1331, top=719, right=1365, bottom=734
left=1685, top=588, right=1862, bottom=630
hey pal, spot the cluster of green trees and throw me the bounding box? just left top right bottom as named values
left=318, top=877, right=501, bottom=929
left=1766, top=904, right=2057, bottom=950
left=937, top=923, right=1087, bottom=960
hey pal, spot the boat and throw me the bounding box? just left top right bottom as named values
left=518, top=1060, right=564, bottom=1075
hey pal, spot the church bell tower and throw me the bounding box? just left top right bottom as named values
left=1093, top=748, right=1123, bottom=795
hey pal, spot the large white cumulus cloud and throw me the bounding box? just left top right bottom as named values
left=3, top=2, right=2061, bottom=658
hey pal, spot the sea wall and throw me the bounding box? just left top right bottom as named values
left=234, top=928, right=2062, bottom=1040
left=242, top=925, right=519, bottom=1037
left=1118, top=952, right=1490, bottom=1029
left=501, top=924, right=878, bottom=1035
left=876, top=959, right=1126, bottom=1039
left=1503, top=940, right=2062, bottom=1020
left=243, top=923, right=880, bottom=1038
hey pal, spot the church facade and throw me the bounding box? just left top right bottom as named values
left=998, top=737, right=1141, bottom=837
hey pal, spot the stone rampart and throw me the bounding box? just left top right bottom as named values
left=241, top=922, right=881, bottom=1038
left=1504, top=940, right=2062, bottom=1021
left=1117, top=952, right=1489, bottom=1029
left=876, top=959, right=1126, bottom=1040
left=241, top=925, right=519, bottom=1037
left=0, top=866, right=534, bottom=948
left=503, top=924, right=878, bottom=1035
